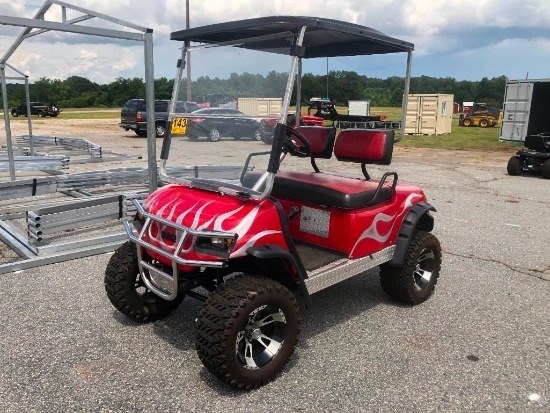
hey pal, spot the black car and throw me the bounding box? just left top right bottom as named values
left=184, top=108, right=262, bottom=142
left=11, top=101, right=60, bottom=117
left=120, top=99, right=200, bottom=138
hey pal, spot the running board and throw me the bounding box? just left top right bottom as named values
left=304, top=245, right=395, bottom=294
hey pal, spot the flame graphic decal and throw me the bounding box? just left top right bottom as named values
left=230, top=230, right=281, bottom=258
left=145, top=196, right=281, bottom=256
left=350, top=193, right=422, bottom=255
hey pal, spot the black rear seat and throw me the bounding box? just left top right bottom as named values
left=242, top=128, right=397, bottom=209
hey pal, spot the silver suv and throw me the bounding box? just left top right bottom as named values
left=119, top=99, right=200, bottom=138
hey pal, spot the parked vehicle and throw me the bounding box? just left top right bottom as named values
left=105, top=16, right=440, bottom=390
left=119, top=99, right=200, bottom=138
left=507, top=132, right=550, bottom=179
left=184, top=108, right=262, bottom=141
left=258, top=112, right=325, bottom=144
left=308, top=97, right=392, bottom=129
left=458, top=102, right=502, bottom=127
left=10, top=101, right=60, bottom=117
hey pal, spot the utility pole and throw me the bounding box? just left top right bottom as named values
left=186, top=0, right=192, bottom=101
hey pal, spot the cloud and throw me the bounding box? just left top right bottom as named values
left=0, top=0, right=549, bottom=82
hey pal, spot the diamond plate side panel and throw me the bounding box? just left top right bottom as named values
left=305, top=245, right=396, bottom=294
left=300, top=206, right=330, bottom=238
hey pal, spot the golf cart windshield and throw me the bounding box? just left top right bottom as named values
left=160, top=16, right=413, bottom=200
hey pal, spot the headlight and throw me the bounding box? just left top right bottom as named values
left=194, top=235, right=236, bottom=258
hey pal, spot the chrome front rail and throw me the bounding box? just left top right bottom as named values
left=124, top=199, right=237, bottom=300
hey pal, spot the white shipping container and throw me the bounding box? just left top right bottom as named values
left=405, top=93, right=454, bottom=135
left=499, top=79, right=550, bottom=142
left=237, top=98, right=282, bottom=116
left=348, top=100, right=371, bottom=116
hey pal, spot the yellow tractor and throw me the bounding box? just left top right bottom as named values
left=458, top=103, right=502, bottom=127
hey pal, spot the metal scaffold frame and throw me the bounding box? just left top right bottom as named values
left=0, top=0, right=158, bottom=190
left=0, top=1, right=160, bottom=273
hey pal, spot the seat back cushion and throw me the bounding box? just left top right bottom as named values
left=334, top=129, right=394, bottom=165
left=295, top=126, right=336, bottom=159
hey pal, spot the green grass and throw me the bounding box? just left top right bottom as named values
left=9, top=110, right=119, bottom=120
left=338, top=106, right=519, bottom=151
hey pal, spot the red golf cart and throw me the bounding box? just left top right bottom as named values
left=105, top=16, right=441, bottom=390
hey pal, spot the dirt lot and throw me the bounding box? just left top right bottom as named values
left=1, top=117, right=518, bottom=173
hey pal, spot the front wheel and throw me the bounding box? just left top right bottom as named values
left=208, top=128, right=221, bottom=142
left=253, top=129, right=263, bottom=141
left=104, top=241, right=184, bottom=322
left=462, top=118, right=472, bottom=127
left=479, top=118, right=489, bottom=127
left=379, top=231, right=441, bottom=305
left=196, top=274, right=301, bottom=389
left=507, top=156, right=523, bottom=176
left=11, top=110, right=18, bottom=117
left=37, top=111, right=45, bottom=118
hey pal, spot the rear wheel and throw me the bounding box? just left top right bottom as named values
left=379, top=231, right=441, bottom=305
left=187, top=134, right=199, bottom=141
left=479, top=118, right=489, bottom=127
left=253, top=129, right=263, bottom=141
left=541, top=158, right=550, bottom=179
left=135, top=130, right=147, bottom=137
left=507, top=156, right=523, bottom=176
left=104, top=241, right=184, bottom=322
left=196, top=274, right=300, bottom=389
left=37, top=111, right=45, bottom=118
left=208, top=128, right=220, bottom=142
left=11, top=110, right=18, bottom=117
left=462, top=118, right=472, bottom=127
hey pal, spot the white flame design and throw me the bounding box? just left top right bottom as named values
left=350, top=193, right=422, bottom=255
left=145, top=196, right=281, bottom=256
left=230, top=230, right=282, bottom=258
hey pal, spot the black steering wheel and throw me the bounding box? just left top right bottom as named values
left=282, top=126, right=311, bottom=158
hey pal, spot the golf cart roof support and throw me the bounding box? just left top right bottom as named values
left=170, top=16, right=414, bottom=142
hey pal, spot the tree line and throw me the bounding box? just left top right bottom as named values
left=2, top=72, right=508, bottom=109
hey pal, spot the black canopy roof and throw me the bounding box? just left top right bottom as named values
left=170, top=16, right=413, bottom=58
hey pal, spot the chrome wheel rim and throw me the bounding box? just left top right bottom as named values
left=254, top=130, right=262, bottom=141
left=156, top=125, right=165, bottom=137
left=413, top=248, right=435, bottom=290
left=209, top=129, right=220, bottom=141
left=235, top=305, right=286, bottom=369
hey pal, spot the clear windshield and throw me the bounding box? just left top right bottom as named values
left=161, top=42, right=293, bottom=198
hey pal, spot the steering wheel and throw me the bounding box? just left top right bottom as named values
left=282, top=126, right=311, bottom=158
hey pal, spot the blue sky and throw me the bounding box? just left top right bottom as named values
left=1, top=0, right=550, bottom=83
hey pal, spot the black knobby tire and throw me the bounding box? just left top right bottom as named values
left=379, top=231, right=442, bottom=305
left=507, top=156, right=523, bottom=176
left=195, top=274, right=301, bottom=389
left=541, top=158, right=550, bottom=179
left=104, top=241, right=184, bottom=322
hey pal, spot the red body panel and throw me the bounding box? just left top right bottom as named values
left=141, top=185, right=289, bottom=269
left=276, top=182, right=426, bottom=258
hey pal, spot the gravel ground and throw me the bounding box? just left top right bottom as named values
left=0, top=118, right=548, bottom=412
